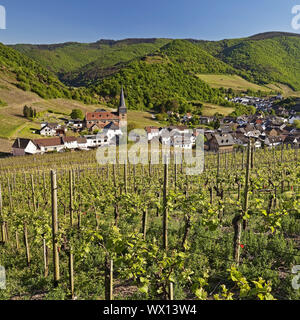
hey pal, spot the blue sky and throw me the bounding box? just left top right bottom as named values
left=0, top=0, right=299, bottom=44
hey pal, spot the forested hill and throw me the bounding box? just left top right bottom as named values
left=86, top=40, right=241, bottom=109
left=195, top=32, right=300, bottom=91
left=12, top=39, right=171, bottom=76
left=0, top=43, right=98, bottom=104
left=5, top=32, right=300, bottom=110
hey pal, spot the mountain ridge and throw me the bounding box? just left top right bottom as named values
left=2, top=31, right=300, bottom=111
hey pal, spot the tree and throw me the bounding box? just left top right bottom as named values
left=70, top=109, right=84, bottom=120
left=294, top=119, right=300, bottom=129
left=127, top=122, right=137, bottom=133
left=29, top=107, right=34, bottom=118
left=213, top=119, right=220, bottom=130
left=23, top=105, right=30, bottom=118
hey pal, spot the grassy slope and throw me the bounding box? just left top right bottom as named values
left=0, top=72, right=160, bottom=153
left=0, top=74, right=96, bottom=138
left=196, top=74, right=272, bottom=92
left=196, top=34, right=300, bottom=92
left=0, top=42, right=97, bottom=104
left=201, top=103, right=235, bottom=116
left=266, top=83, right=300, bottom=97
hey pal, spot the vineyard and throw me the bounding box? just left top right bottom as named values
left=0, top=144, right=299, bottom=300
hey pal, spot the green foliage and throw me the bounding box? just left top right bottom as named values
left=0, top=42, right=98, bottom=104
left=70, top=109, right=84, bottom=120
left=89, top=41, right=233, bottom=110
left=294, top=120, right=300, bottom=129
left=10, top=35, right=300, bottom=115
left=23, top=105, right=37, bottom=119
left=0, top=146, right=299, bottom=300
left=0, top=99, right=7, bottom=107
left=13, top=39, right=171, bottom=77
left=197, top=34, right=300, bottom=90
left=230, top=104, right=256, bottom=117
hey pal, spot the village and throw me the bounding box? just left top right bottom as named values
left=11, top=90, right=300, bottom=156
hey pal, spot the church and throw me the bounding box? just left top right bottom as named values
left=84, top=87, right=127, bottom=131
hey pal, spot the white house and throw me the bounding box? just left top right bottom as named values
left=62, top=136, right=78, bottom=150
left=40, top=123, right=67, bottom=136
left=12, top=137, right=65, bottom=155
left=34, top=138, right=65, bottom=154
left=145, top=126, right=160, bottom=141
left=84, top=135, right=109, bottom=148
left=289, top=115, right=300, bottom=124
left=77, top=137, right=88, bottom=150
left=264, top=136, right=282, bottom=148
left=171, top=135, right=194, bottom=149
left=244, top=130, right=261, bottom=138
left=40, top=124, right=57, bottom=136
left=67, top=119, right=83, bottom=129
left=12, top=139, right=38, bottom=156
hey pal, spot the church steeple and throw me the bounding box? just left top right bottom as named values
left=118, top=86, right=127, bottom=127
left=119, top=86, right=127, bottom=115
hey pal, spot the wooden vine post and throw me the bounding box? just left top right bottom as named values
left=23, top=222, right=31, bottom=267
left=69, top=170, right=74, bottom=226
left=243, top=139, right=252, bottom=230
left=69, top=170, right=75, bottom=299
left=162, top=160, right=173, bottom=300
left=43, top=171, right=47, bottom=200
left=0, top=184, right=6, bottom=243
left=142, top=208, right=148, bottom=241
left=113, top=164, right=116, bottom=187
left=217, top=152, right=220, bottom=178
left=124, top=163, right=128, bottom=194
left=105, top=256, right=113, bottom=300
left=51, top=170, right=60, bottom=286
left=43, top=237, right=49, bottom=277
left=169, top=282, right=174, bottom=300
left=174, top=155, right=177, bottom=190
left=31, top=174, right=37, bottom=212
left=69, top=245, right=74, bottom=299
left=15, top=230, right=20, bottom=251
left=163, top=161, right=168, bottom=251
left=232, top=139, right=252, bottom=266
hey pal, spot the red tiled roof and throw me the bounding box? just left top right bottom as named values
left=33, top=138, right=63, bottom=147
left=63, top=136, right=77, bottom=143
left=86, top=112, right=119, bottom=121
left=145, top=126, right=159, bottom=133
left=77, top=137, right=87, bottom=144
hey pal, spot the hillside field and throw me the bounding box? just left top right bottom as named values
left=266, top=83, right=300, bottom=98
left=0, top=74, right=160, bottom=153
left=197, top=74, right=273, bottom=92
